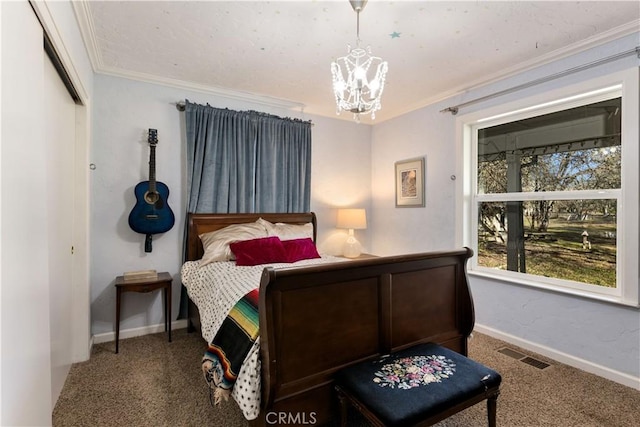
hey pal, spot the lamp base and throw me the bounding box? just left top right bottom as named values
left=343, top=235, right=362, bottom=258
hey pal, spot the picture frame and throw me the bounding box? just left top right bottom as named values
left=395, top=157, right=425, bottom=207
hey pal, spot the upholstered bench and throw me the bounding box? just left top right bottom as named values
left=334, top=342, right=501, bottom=427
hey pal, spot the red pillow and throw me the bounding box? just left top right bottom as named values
left=282, top=238, right=321, bottom=263
left=230, top=237, right=287, bottom=266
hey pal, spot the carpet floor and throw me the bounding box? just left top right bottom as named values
left=53, top=329, right=640, bottom=426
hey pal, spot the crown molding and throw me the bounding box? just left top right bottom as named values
left=384, top=20, right=640, bottom=122
left=71, top=0, right=102, bottom=73
left=98, top=65, right=307, bottom=111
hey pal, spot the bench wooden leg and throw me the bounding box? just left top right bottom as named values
left=335, top=386, right=348, bottom=427
left=487, top=391, right=499, bottom=427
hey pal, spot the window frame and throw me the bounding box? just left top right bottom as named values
left=456, top=68, right=639, bottom=307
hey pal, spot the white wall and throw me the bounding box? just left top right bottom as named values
left=370, top=33, right=640, bottom=387
left=90, top=74, right=371, bottom=337
left=1, top=3, right=51, bottom=424
left=1, top=1, right=93, bottom=424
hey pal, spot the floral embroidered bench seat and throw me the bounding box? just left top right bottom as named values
left=334, top=342, right=502, bottom=427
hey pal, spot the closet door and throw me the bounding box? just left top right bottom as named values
left=44, top=54, right=76, bottom=406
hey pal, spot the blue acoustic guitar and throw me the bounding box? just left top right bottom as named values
left=128, top=129, right=175, bottom=252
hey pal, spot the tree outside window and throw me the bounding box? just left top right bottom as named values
left=475, top=98, right=621, bottom=289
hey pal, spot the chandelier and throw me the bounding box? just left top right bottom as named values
left=331, top=0, right=388, bottom=122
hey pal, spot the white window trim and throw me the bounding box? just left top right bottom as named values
left=456, top=68, right=639, bottom=307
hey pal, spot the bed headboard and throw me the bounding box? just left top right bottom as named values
left=185, top=212, right=317, bottom=262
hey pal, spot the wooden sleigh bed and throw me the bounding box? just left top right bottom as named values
left=183, top=212, right=475, bottom=426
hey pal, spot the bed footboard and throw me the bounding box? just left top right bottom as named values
left=255, top=248, right=474, bottom=426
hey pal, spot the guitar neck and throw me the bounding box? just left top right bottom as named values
left=148, top=144, right=157, bottom=192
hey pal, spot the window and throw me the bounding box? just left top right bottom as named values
left=459, top=69, right=639, bottom=306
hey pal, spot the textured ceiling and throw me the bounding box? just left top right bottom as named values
left=76, top=1, right=640, bottom=123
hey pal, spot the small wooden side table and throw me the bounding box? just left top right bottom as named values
left=115, top=271, right=172, bottom=354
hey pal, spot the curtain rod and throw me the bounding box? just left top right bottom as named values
left=174, top=100, right=314, bottom=125
left=441, top=46, right=640, bottom=115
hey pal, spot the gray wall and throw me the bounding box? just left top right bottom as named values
left=370, top=33, right=640, bottom=386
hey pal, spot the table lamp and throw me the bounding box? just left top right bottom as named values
left=336, top=208, right=367, bottom=258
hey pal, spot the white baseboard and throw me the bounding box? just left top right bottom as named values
left=474, top=324, right=640, bottom=391
left=92, top=319, right=189, bottom=345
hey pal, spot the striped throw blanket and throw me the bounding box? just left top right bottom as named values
left=202, top=288, right=259, bottom=404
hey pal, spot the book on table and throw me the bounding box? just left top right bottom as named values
left=123, top=269, right=158, bottom=282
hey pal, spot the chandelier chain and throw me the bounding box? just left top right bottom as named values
left=356, top=10, right=361, bottom=46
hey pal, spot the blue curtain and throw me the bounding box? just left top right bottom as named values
left=178, top=101, right=312, bottom=318
left=184, top=101, right=312, bottom=213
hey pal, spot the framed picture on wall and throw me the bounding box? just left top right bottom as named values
left=395, top=157, right=425, bottom=207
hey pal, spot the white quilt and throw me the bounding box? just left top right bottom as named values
left=180, top=256, right=345, bottom=420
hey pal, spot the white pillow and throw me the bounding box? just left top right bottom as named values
left=258, top=218, right=314, bottom=241
left=199, top=221, right=268, bottom=266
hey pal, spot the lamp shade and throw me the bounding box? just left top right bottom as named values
left=337, top=209, right=367, bottom=230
